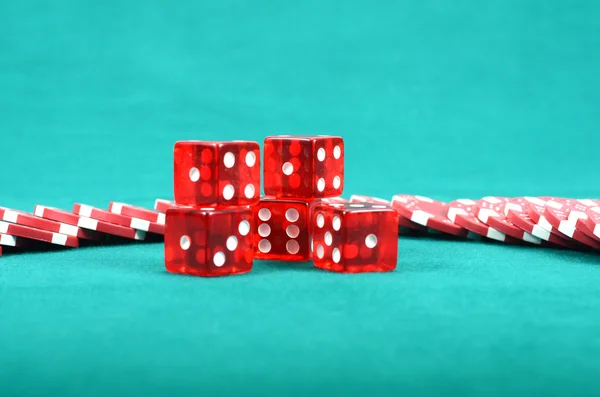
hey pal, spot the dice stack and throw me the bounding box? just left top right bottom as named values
left=164, top=136, right=399, bottom=277
left=164, top=141, right=261, bottom=277
left=253, top=136, right=345, bottom=263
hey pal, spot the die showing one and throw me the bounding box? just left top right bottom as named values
left=253, top=197, right=311, bottom=262
left=174, top=141, right=260, bottom=207
left=263, top=135, right=344, bottom=199
left=164, top=207, right=254, bottom=277
left=311, top=202, right=399, bottom=273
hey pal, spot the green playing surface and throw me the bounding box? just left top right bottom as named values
left=1, top=1, right=600, bottom=396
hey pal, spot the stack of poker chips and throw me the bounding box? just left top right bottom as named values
left=0, top=201, right=166, bottom=257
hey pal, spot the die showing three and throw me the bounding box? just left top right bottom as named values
left=165, top=207, right=253, bottom=277
left=263, top=135, right=344, bottom=199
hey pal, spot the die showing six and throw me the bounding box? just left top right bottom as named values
left=253, top=197, right=312, bottom=262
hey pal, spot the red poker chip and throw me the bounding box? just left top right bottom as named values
left=512, top=197, right=572, bottom=242
left=475, top=197, right=541, bottom=244
left=446, top=199, right=514, bottom=242
left=585, top=205, right=600, bottom=240
left=524, top=197, right=600, bottom=249
left=0, top=207, right=102, bottom=240
left=34, top=206, right=146, bottom=240
left=109, top=202, right=166, bottom=225
left=503, top=198, right=579, bottom=249
left=73, top=204, right=165, bottom=235
left=391, top=195, right=468, bottom=237
left=350, top=195, right=427, bottom=232
left=0, top=220, right=79, bottom=248
left=350, top=195, right=390, bottom=206
left=319, top=197, right=350, bottom=204
left=542, top=198, right=600, bottom=246
left=154, top=199, right=191, bottom=213
left=543, top=198, right=600, bottom=238
left=0, top=233, right=40, bottom=248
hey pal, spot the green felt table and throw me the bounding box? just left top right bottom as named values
left=1, top=1, right=600, bottom=396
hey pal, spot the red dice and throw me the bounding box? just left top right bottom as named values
left=164, top=207, right=254, bottom=277
left=166, top=134, right=399, bottom=277
left=310, top=202, right=399, bottom=273
left=263, top=135, right=344, bottom=199
left=174, top=141, right=260, bottom=207
left=253, top=197, right=311, bottom=261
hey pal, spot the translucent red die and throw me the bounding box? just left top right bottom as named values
left=253, top=197, right=311, bottom=262
left=164, top=207, right=254, bottom=277
left=263, top=135, right=344, bottom=199
left=174, top=141, right=260, bottom=207
left=311, top=202, right=399, bottom=273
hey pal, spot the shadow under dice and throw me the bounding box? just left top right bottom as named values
left=253, top=198, right=310, bottom=261
left=174, top=140, right=260, bottom=207
left=263, top=135, right=344, bottom=199
left=311, top=202, right=399, bottom=273
left=164, top=208, right=254, bottom=277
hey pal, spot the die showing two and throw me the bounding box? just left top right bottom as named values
left=164, top=135, right=399, bottom=277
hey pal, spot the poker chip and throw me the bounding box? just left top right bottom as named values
left=0, top=207, right=102, bottom=240
left=446, top=199, right=519, bottom=242
left=350, top=195, right=428, bottom=232
left=319, top=197, right=350, bottom=204
left=154, top=199, right=190, bottom=213
left=34, top=206, right=146, bottom=240
left=0, top=220, right=79, bottom=248
left=349, top=195, right=391, bottom=206
left=391, top=195, right=468, bottom=237
left=541, top=198, right=600, bottom=246
left=0, top=233, right=38, bottom=248
left=73, top=204, right=165, bottom=235
left=585, top=206, right=600, bottom=240
left=543, top=198, right=600, bottom=236
left=503, top=198, right=579, bottom=249
left=475, top=197, right=541, bottom=244
left=109, top=202, right=166, bottom=225
left=524, top=197, right=600, bottom=249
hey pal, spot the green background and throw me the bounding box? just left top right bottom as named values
left=1, top=1, right=600, bottom=396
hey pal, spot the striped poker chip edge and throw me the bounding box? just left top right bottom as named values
left=109, top=202, right=166, bottom=225
left=0, top=220, right=78, bottom=248
left=74, top=204, right=164, bottom=235
left=391, top=195, right=468, bottom=237
left=35, top=205, right=146, bottom=241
